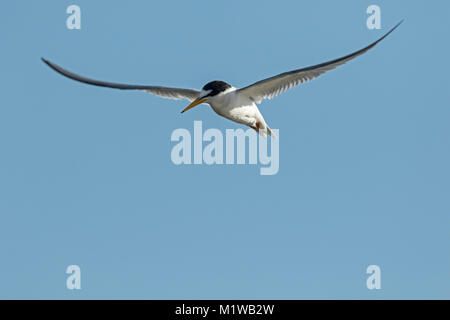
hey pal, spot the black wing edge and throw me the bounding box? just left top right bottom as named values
left=41, top=58, right=152, bottom=90
left=294, top=20, right=405, bottom=74
left=239, top=20, right=404, bottom=91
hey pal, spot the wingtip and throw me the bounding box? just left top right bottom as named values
left=41, top=57, right=51, bottom=66
left=41, top=58, right=61, bottom=73
left=395, top=19, right=405, bottom=28
left=374, top=20, right=404, bottom=44
left=390, top=19, right=405, bottom=33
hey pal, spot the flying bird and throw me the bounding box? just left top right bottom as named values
left=42, top=21, right=403, bottom=137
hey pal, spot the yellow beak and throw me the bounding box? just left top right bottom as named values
left=181, top=97, right=207, bottom=113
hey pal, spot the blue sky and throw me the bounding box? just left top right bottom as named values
left=0, top=1, right=449, bottom=299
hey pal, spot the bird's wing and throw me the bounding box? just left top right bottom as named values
left=238, top=21, right=403, bottom=104
left=42, top=58, right=200, bottom=102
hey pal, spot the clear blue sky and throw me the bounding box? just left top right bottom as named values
left=1, top=1, right=449, bottom=299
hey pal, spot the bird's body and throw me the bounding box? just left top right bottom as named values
left=42, top=21, right=402, bottom=137
left=202, top=83, right=273, bottom=136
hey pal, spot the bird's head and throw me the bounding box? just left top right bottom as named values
left=181, top=81, right=232, bottom=113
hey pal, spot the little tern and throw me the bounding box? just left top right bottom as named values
left=42, top=21, right=402, bottom=137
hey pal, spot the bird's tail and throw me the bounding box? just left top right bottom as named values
left=266, top=126, right=276, bottom=139
left=258, top=126, right=276, bottom=139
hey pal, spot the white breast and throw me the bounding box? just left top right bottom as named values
left=208, top=87, right=265, bottom=128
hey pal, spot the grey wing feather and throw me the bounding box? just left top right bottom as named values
left=41, top=58, right=200, bottom=102
left=238, top=20, right=403, bottom=104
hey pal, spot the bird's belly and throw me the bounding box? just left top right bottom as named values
left=213, top=103, right=259, bottom=127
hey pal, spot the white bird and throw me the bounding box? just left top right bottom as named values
left=42, top=21, right=402, bottom=137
